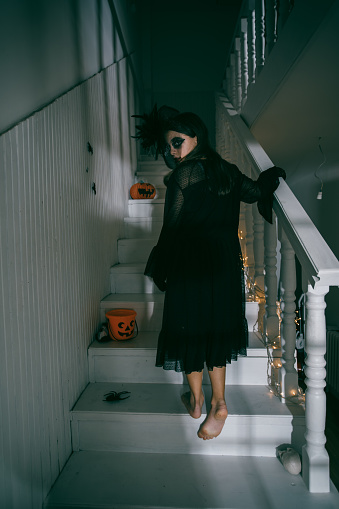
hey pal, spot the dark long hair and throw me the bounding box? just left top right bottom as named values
left=164, top=112, right=233, bottom=196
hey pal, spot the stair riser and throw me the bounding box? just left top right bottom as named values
left=128, top=201, right=164, bottom=218
left=101, top=300, right=260, bottom=333
left=154, top=188, right=166, bottom=199
left=137, top=162, right=168, bottom=172
left=124, top=219, right=162, bottom=239
left=111, top=272, right=162, bottom=294
left=137, top=173, right=169, bottom=187
left=71, top=414, right=302, bottom=457
left=118, top=238, right=155, bottom=264
left=89, top=352, right=269, bottom=385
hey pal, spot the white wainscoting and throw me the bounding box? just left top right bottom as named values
left=0, top=58, right=138, bottom=508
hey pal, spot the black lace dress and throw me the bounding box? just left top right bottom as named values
left=145, top=158, right=283, bottom=374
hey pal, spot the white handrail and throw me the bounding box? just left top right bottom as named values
left=217, top=93, right=339, bottom=289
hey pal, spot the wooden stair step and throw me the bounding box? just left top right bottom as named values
left=71, top=382, right=305, bottom=457
left=43, top=450, right=339, bottom=509
left=88, top=331, right=269, bottom=385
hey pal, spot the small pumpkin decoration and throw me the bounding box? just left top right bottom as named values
left=130, top=181, right=156, bottom=200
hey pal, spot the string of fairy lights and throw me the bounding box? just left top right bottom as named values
left=240, top=233, right=306, bottom=408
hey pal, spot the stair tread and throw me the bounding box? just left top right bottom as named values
left=118, top=237, right=157, bottom=243
left=72, top=382, right=304, bottom=418
left=101, top=292, right=165, bottom=304
left=110, top=262, right=146, bottom=274
left=90, top=331, right=267, bottom=356
left=124, top=216, right=163, bottom=222
left=128, top=198, right=165, bottom=204
left=44, top=450, right=339, bottom=509
left=137, top=168, right=169, bottom=174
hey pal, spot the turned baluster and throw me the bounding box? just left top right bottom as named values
left=265, top=0, right=278, bottom=57
left=247, top=1, right=256, bottom=89
left=239, top=203, right=247, bottom=258
left=278, top=229, right=298, bottom=401
left=225, top=65, right=232, bottom=102
left=302, top=284, right=330, bottom=493
left=255, top=0, right=265, bottom=76
left=224, top=123, right=231, bottom=162
left=234, top=38, right=242, bottom=111
left=240, top=18, right=249, bottom=107
left=229, top=127, right=237, bottom=165
left=244, top=165, right=255, bottom=280
left=252, top=199, right=265, bottom=291
left=264, top=212, right=279, bottom=340
left=230, top=53, right=236, bottom=109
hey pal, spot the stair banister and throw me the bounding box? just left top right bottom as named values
left=216, top=92, right=339, bottom=493
left=223, top=0, right=295, bottom=112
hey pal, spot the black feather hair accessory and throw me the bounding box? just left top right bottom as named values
left=132, top=104, right=179, bottom=158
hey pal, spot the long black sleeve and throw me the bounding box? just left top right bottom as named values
left=144, top=171, right=184, bottom=291
left=239, top=166, right=286, bottom=223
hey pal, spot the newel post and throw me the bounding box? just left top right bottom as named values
left=302, top=284, right=330, bottom=493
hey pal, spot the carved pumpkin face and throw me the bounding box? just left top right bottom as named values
left=117, top=319, right=135, bottom=338
left=106, top=309, right=137, bottom=341
left=130, top=182, right=156, bottom=200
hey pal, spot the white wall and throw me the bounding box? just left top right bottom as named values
left=0, top=1, right=140, bottom=508
left=0, top=0, right=141, bottom=134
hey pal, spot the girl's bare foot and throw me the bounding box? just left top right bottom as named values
left=197, top=399, right=228, bottom=439
left=181, top=391, right=204, bottom=419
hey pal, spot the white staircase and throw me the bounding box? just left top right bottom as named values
left=44, top=157, right=312, bottom=509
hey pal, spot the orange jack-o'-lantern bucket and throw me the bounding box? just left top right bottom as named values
left=105, top=309, right=138, bottom=341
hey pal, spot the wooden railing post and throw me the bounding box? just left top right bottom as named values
left=247, top=1, right=256, bottom=90
left=252, top=200, right=265, bottom=292
left=255, top=0, right=265, bottom=76
left=225, top=65, right=232, bottom=101
left=302, top=284, right=330, bottom=493
left=265, top=0, right=278, bottom=57
left=234, top=38, right=242, bottom=111
left=243, top=161, right=255, bottom=280
left=264, top=212, right=279, bottom=340
left=278, top=228, right=298, bottom=401
left=230, top=53, right=236, bottom=108
left=240, top=18, right=249, bottom=107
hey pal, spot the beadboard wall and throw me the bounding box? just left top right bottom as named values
left=0, top=58, right=138, bottom=509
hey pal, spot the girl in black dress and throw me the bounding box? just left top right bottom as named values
left=136, top=107, right=285, bottom=440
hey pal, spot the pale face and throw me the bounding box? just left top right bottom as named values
left=165, top=130, right=198, bottom=164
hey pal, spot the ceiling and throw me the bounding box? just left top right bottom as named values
left=148, top=0, right=243, bottom=92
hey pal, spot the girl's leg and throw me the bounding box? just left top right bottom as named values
left=181, top=370, right=204, bottom=419
left=198, top=366, right=228, bottom=440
